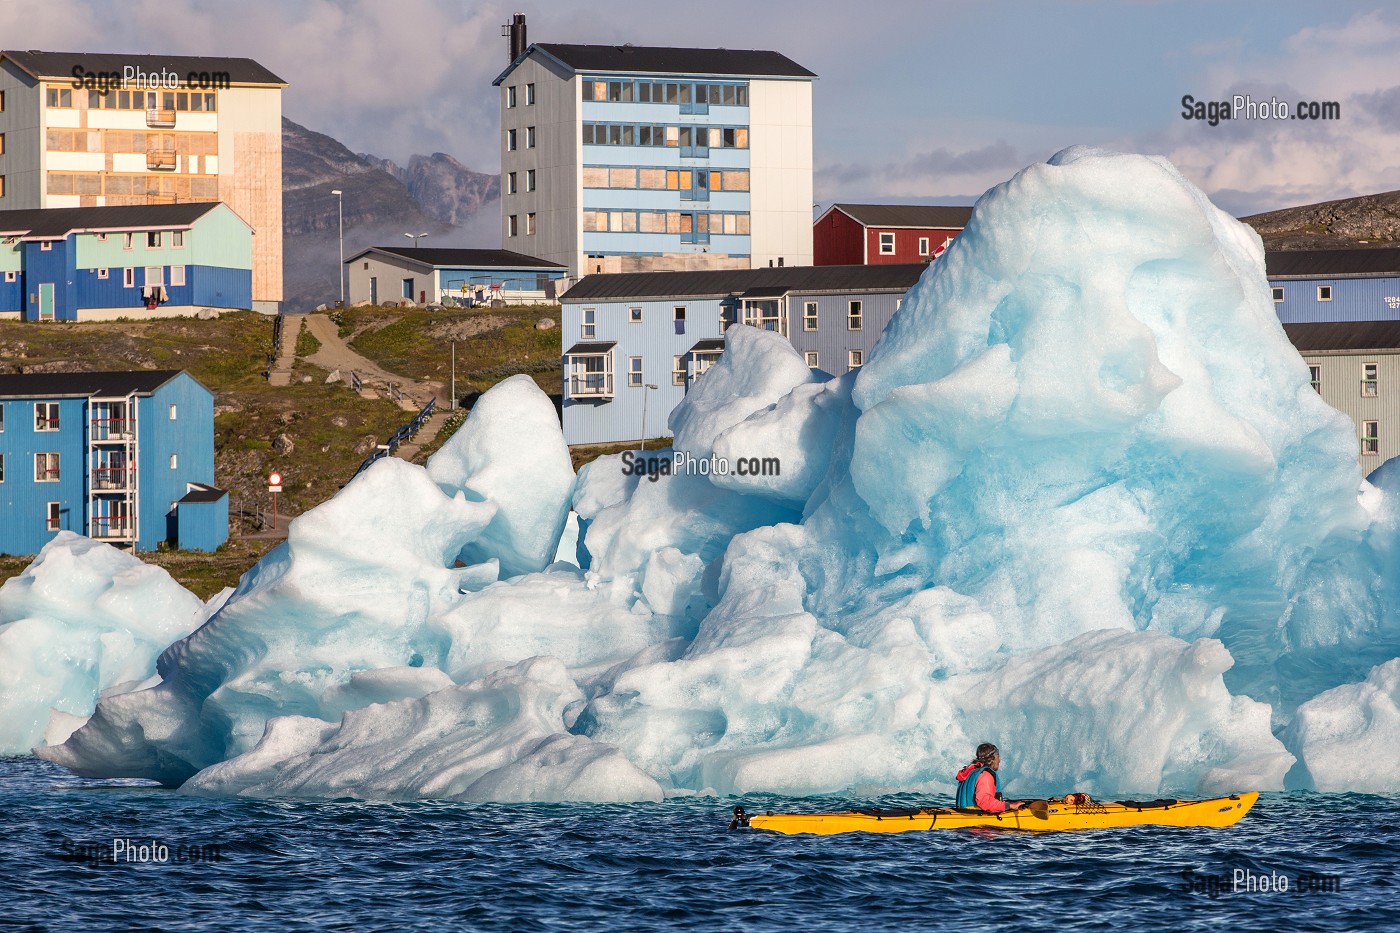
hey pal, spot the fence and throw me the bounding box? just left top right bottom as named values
left=351, top=397, right=437, bottom=480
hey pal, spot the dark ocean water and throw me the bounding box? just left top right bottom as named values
left=3, top=756, right=1395, bottom=932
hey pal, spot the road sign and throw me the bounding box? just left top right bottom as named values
left=268, top=471, right=283, bottom=486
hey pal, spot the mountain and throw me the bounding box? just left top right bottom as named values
left=280, top=118, right=498, bottom=312
left=360, top=152, right=499, bottom=228
left=1240, top=190, right=1400, bottom=250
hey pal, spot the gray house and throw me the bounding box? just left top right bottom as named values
left=346, top=247, right=568, bottom=307
left=559, top=263, right=926, bottom=445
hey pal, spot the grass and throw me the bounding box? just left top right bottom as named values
left=295, top=319, right=321, bottom=358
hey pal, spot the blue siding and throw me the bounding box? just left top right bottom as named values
left=190, top=265, right=253, bottom=309
left=22, top=241, right=78, bottom=321
left=1270, top=275, right=1400, bottom=324
left=0, top=398, right=89, bottom=554
left=177, top=495, right=228, bottom=552
left=138, top=374, right=218, bottom=551
left=0, top=276, right=22, bottom=312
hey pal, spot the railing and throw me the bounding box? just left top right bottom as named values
left=146, top=149, right=177, bottom=170
left=91, top=467, right=132, bottom=490
left=569, top=374, right=614, bottom=398
left=146, top=108, right=176, bottom=127
left=91, top=516, right=135, bottom=539
left=1361, top=379, right=1378, bottom=397
left=91, top=417, right=134, bottom=441
left=352, top=398, right=436, bottom=480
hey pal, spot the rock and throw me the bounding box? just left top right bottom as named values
left=326, top=369, right=341, bottom=384
left=301, top=376, right=313, bottom=383
left=273, top=433, right=295, bottom=455
left=535, top=318, right=556, bottom=331
left=315, top=303, right=328, bottom=312
left=354, top=300, right=372, bottom=308
left=331, top=415, right=349, bottom=428
left=278, top=411, right=295, bottom=425
left=352, top=435, right=378, bottom=456
left=196, top=308, right=219, bottom=320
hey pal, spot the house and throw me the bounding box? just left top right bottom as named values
left=345, top=247, right=568, bottom=307
left=0, top=370, right=226, bottom=555
left=493, top=14, right=816, bottom=277
left=559, top=263, right=926, bottom=445
left=814, top=203, right=973, bottom=266
left=0, top=49, right=286, bottom=311
left=0, top=202, right=253, bottom=320
left=1267, top=248, right=1400, bottom=324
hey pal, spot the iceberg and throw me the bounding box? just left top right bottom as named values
left=32, top=147, right=1400, bottom=801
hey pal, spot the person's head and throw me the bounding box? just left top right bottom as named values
left=975, top=743, right=1000, bottom=770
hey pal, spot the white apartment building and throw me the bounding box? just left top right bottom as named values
left=493, top=17, right=815, bottom=277
left=0, top=50, right=286, bottom=311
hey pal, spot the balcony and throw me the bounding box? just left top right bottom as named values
left=1361, top=379, right=1379, bottom=398
left=91, top=467, right=133, bottom=491
left=146, top=108, right=176, bottom=128
left=91, top=517, right=135, bottom=539
left=146, top=149, right=177, bottom=170
left=91, top=417, right=135, bottom=441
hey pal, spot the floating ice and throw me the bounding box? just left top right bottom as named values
left=0, top=532, right=210, bottom=755
left=1288, top=658, right=1400, bottom=792
left=36, top=147, right=1400, bottom=800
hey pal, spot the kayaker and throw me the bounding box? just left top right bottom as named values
left=954, top=743, right=1027, bottom=813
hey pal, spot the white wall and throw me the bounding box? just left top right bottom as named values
left=747, top=78, right=814, bottom=268
left=500, top=55, right=580, bottom=274
left=217, top=85, right=284, bottom=308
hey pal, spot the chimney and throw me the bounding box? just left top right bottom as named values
left=502, top=12, right=527, bottom=64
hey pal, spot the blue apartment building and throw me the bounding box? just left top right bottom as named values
left=1267, top=248, right=1400, bottom=324
left=0, top=370, right=226, bottom=554
left=560, top=264, right=926, bottom=445
left=0, top=202, right=253, bottom=321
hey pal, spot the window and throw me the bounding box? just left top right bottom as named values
left=674, top=306, right=686, bottom=335
left=803, top=301, right=818, bottom=332
left=0, top=175, right=5, bottom=199
left=123, top=233, right=134, bottom=250
left=1318, top=285, right=1332, bottom=301
left=123, top=268, right=135, bottom=288
left=526, top=126, right=536, bottom=148
left=1362, top=363, right=1378, bottom=397
left=97, top=268, right=109, bottom=279
left=0, top=406, right=4, bottom=432
left=1309, top=365, right=1321, bottom=393
left=172, top=231, right=184, bottom=249
left=147, top=231, right=162, bottom=248
left=35, top=452, right=60, bottom=482
left=805, top=351, right=819, bottom=368
left=628, top=356, right=643, bottom=388
left=673, top=355, right=686, bottom=386
left=629, top=307, right=643, bottom=323
left=848, top=349, right=864, bottom=371
left=526, top=83, right=535, bottom=105
left=507, top=128, right=517, bottom=151
left=0, top=453, right=4, bottom=483
left=879, top=233, right=895, bottom=255
left=40, top=241, right=53, bottom=251
left=507, top=214, right=518, bottom=237
left=1272, top=286, right=1285, bottom=302
left=170, top=404, right=178, bottom=420
left=170, top=454, right=178, bottom=470
left=919, top=237, right=930, bottom=257
left=526, top=213, right=536, bottom=236
left=47, top=502, right=61, bottom=532
left=848, top=300, right=863, bottom=330
left=145, top=266, right=163, bottom=287
left=46, top=87, right=73, bottom=108
left=506, top=172, right=516, bottom=195
left=526, top=169, right=536, bottom=192
left=4, top=271, right=15, bottom=282
left=170, top=266, right=185, bottom=287
left=582, top=308, right=596, bottom=339
left=506, top=85, right=517, bottom=108
left=1363, top=421, right=1379, bottom=455
left=35, top=403, right=59, bottom=432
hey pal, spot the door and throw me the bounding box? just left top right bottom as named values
left=37, top=283, right=55, bottom=321
left=369, top=276, right=378, bottom=305
left=402, top=278, right=414, bottom=300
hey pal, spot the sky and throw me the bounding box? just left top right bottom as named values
left=6, top=0, right=1400, bottom=216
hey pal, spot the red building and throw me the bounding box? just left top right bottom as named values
left=814, top=203, right=974, bottom=266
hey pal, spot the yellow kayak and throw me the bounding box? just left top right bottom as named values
left=737, top=792, right=1259, bottom=835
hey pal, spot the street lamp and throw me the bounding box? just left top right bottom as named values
left=640, top=383, right=659, bottom=451
left=330, top=189, right=344, bottom=306
left=404, top=232, right=429, bottom=248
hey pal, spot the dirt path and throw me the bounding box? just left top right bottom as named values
left=301, top=314, right=443, bottom=411
left=267, top=317, right=300, bottom=387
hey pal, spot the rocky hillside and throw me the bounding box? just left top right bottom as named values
left=360, top=152, right=499, bottom=227
left=1241, top=190, right=1400, bottom=250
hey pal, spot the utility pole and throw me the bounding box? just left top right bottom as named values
left=640, top=384, right=658, bottom=450
left=451, top=340, right=456, bottom=410
left=331, top=189, right=344, bottom=305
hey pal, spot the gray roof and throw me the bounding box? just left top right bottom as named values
left=179, top=483, right=228, bottom=504
left=2, top=49, right=286, bottom=86
left=1266, top=248, right=1400, bottom=278
left=348, top=247, right=566, bottom=269
left=1284, top=321, right=1400, bottom=352
left=0, top=370, right=185, bottom=398
left=830, top=203, right=975, bottom=230
left=514, top=43, right=815, bottom=80
left=563, top=264, right=927, bottom=302
left=688, top=338, right=726, bottom=353
left=0, top=203, right=226, bottom=238
left=565, top=341, right=617, bottom=355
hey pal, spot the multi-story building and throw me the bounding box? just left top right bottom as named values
left=0, top=202, right=253, bottom=321
left=559, top=264, right=925, bottom=445
left=1268, top=248, right=1400, bottom=467
left=0, top=370, right=226, bottom=555
left=493, top=16, right=815, bottom=278
left=346, top=247, right=567, bottom=307
left=814, top=203, right=973, bottom=266
left=0, top=50, right=285, bottom=312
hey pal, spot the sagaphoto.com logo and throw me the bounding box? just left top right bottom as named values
left=1181, top=93, right=1340, bottom=126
